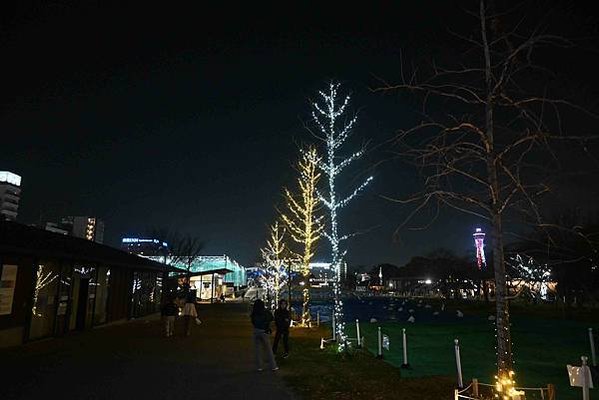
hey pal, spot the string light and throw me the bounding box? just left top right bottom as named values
left=311, top=83, right=372, bottom=351
left=281, top=146, right=324, bottom=326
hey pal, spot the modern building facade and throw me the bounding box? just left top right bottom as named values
left=157, top=255, right=246, bottom=288
left=0, top=171, right=21, bottom=221
left=0, top=222, right=170, bottom=347
left=44, top=216, right=105, bottom=244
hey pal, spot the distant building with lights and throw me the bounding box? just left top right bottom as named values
left=121, top=237, right=169, bottom=258
left=44, top=216, right=105, bottom=244
left=0, top=171, right=22, bottom=221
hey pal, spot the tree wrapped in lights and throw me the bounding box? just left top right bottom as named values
left=281, top=146, right=324, bottom=326
left=32, top=265, right=58, bottom=317
left=374, top=0, right=598, bottom=387
left=261, top=221, right=287, bottom=311
left=311, top=83, right=373, bottom=350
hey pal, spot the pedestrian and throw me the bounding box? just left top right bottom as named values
left=161, top=296, right=178, bottom=337
left=272, top=299, right=291, bottom=358
left=220, top=293, right=225, bottom=303
left=250, top=299, right=278, bottom=371
left=182, top=292, right=198, bottom=337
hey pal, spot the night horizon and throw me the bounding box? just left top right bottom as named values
left=1, top=2, right=598, bottom=268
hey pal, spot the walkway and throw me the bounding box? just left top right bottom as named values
left=1, top=303, right=296, bottom=400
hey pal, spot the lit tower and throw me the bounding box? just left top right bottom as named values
left=473, top=228, right=486, bottom=269
left=378, top=266, right=383, bottom=285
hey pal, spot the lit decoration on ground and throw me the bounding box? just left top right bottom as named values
left=494, top=370, right=523, bottom=400
left=473, top=228, right=486, bottom=270
left=281, top=146, right=324, bottom=326
left=311, top=82, right=373, bottom=351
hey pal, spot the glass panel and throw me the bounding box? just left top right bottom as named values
left=29, top=262, right=61, bottom=340
left=93, top=267, right=110, bottom=325
left=55, top=264, right=72, bottom=336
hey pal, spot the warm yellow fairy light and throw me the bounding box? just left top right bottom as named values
left=281, top=146, right=324, bottom=326
left=494, top=370, right=524, bottom=399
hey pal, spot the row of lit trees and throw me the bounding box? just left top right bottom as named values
left=261, top=84, right=372, bottom=337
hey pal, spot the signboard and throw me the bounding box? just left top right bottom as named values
left=567, top=364, right=594, bottom=388
left=383, top=334, right=390, bottom=350
left=0, top=264, right=18, bottom=315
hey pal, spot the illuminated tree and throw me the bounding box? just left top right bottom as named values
left=281, top=146, right=324, bottom=326
left=261, top=221, right=287, bottom=311
left=311, top=83, right=373, bottom=350
left=375, top=0, right=597, bottom=387
left=32, top=265, right=58, bottom=317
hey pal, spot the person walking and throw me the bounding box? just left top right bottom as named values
left=250, top=299, right=278, bottom=371
left=182, top=292, right=198, bottom=337
left=272, top=299, right=291, bottom=358
left=161, top=296, right=178, bottom=337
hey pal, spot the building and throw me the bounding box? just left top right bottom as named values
left=165, top=255, right=246, bottom=289
left=44, top=216, right=105, bottom=244
left=0, top=221, right=171, bottom=347
left=121, top=237, right=169, bottom=258
left=0, top=171, right=21, bottom=221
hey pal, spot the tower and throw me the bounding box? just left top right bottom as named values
left=473, top=228, right=486, bottom=269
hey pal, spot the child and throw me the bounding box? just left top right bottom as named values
left=161, top=297, right=178, bottom=337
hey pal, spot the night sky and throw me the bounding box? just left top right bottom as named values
left=2, top=2, right=598, bottom=267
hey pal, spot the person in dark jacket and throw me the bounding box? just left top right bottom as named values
left=250, top=299, right=278, bottom=371
left=161, top=297, right=179, bottom=337
left=272, top=299, right=291, bottom=357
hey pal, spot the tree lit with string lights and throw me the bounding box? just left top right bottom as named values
left=311, top=82, right=373, bottom=350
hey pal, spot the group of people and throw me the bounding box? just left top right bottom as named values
left=161, top=293, right=201, bottom=337
left=161, top=294, right=293, bottom=372
left=250, top=299, right=291, bottom=372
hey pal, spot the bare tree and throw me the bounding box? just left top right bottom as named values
left=374, top=0, right=597, bottom=384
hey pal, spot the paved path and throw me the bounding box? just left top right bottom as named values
left=1, top=303, right=296, bottom=400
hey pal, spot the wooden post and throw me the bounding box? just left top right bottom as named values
left=546, top=383, right=555, bottom=400
left=472, top=379, right=479, bottom=397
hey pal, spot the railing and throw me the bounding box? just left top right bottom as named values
left=454, top=379, right=555, bottom=400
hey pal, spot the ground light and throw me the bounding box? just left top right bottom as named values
left=494, top=370, right=523, bottom=400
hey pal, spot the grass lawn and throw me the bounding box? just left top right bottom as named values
left=277, top=325, right=456, bottom=400
left=352, top=301, right=596, bottom=400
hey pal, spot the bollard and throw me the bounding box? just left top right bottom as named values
left=332, top=312, right=336, bottom=341
left=317, top=311, right=320, bottom=327
left=581, top=356, right=590, bottom=400
left=472, top=379, right=479, bottom=397
left=401, top=328, right=410, bottom=368
left=377, top=326, right=383, bottom=358
left=589, top=328, right=597, bottom=367
left=454, top=339, right=464, bottom=388
left=356, top=319, right=362, bottom=348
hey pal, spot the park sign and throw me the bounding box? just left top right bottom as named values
left=567, top=364, right=594, bottom=388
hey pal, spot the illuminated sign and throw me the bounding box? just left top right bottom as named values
left=0, top=171, right=21, bottom=187
left=122, top=237, right=168, bottom=247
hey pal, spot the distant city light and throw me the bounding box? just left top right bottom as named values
left=425, top=279, right=432, bottom=285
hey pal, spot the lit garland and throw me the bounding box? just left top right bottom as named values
left=311, top=83, right=373, bottom=351
left=281, top=146, right=324, bottom=326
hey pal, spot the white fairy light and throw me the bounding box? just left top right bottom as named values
left=311, top=82, right=372, bottom=351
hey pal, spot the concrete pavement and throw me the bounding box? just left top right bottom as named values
left=1, top=302, right=296, bottom=400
